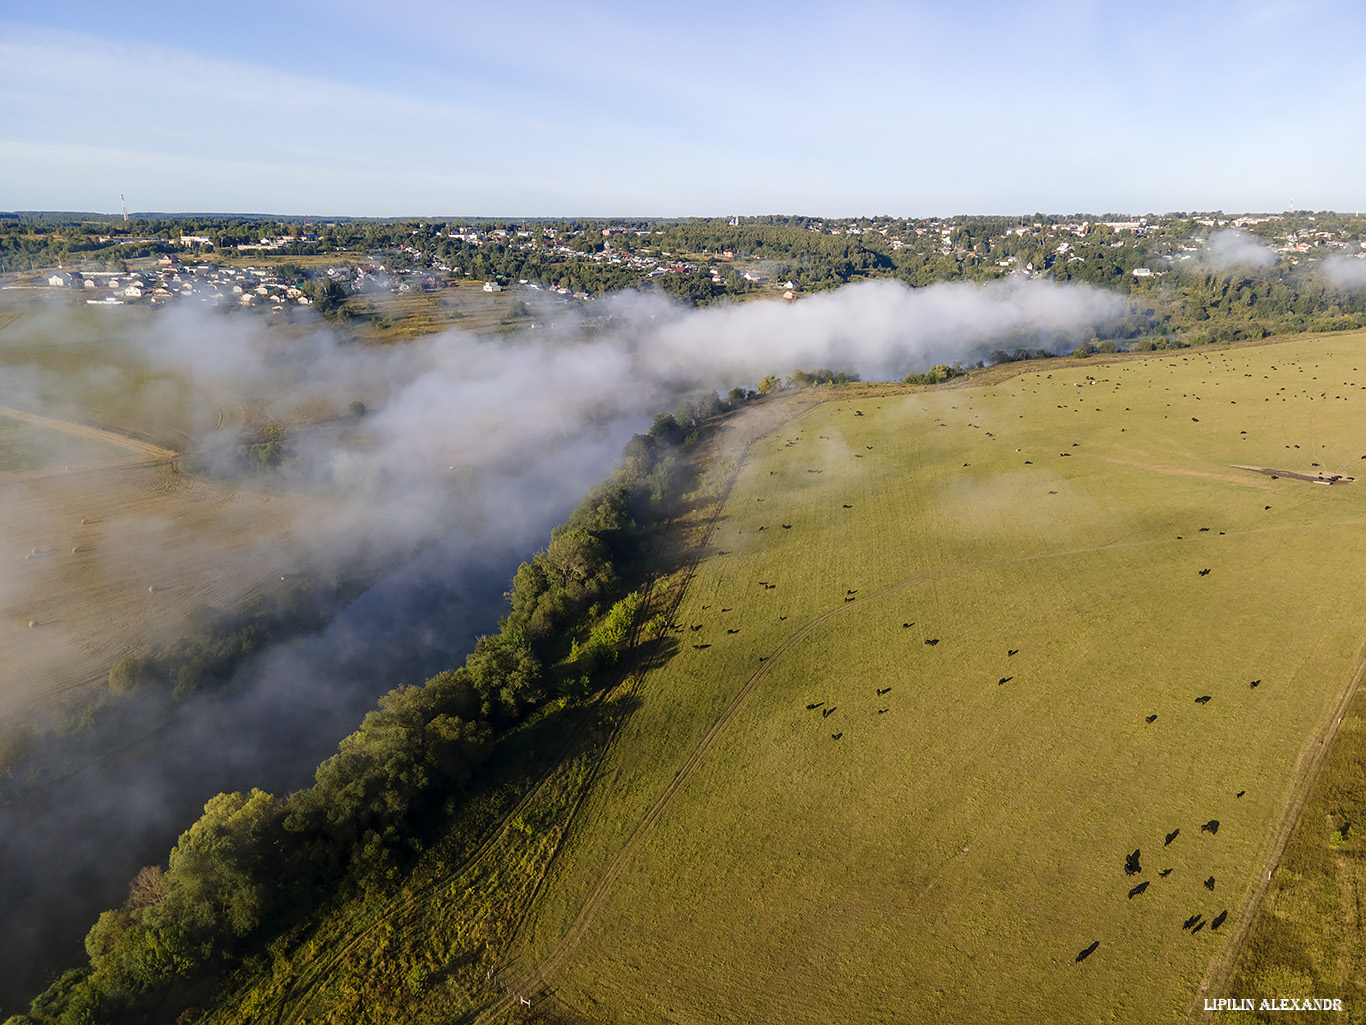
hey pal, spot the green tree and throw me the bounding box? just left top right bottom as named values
left=144, top=788, right=282, bottom=947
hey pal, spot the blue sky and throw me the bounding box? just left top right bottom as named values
left=2, top=0, right=1363, bottom=217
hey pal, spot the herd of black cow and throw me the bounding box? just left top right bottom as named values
left=1078, top=672, right=1264, bottom=965
left=695, top=389, right=1311, bottom=975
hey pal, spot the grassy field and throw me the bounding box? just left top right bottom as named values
left=487, top=333, right=1366, bottom=1024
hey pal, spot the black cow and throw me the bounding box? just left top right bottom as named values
left=878, top=708, right=889, bottom=714
left=1236, top=790, right=1245, bottom=798
left=1128, top=881, right=1149, bottom=899
left=692, top=644, right=711, bottom=650
left=1182, top=914, right=1202, bottom=930
left=1191, top=921, right=1205, bottom=934
left=1195, top=695, right=1212, bottom=705
left=903, top=623, right=913, bottom=628
left=925, top=638, right=940, bottom=646
left=877, top=687, right=891, bottom=696
left=806, top=702, right=824, bottom=710
left=1165, top=829, right=1179, bottom=846
left=1159, top=868, right=1173, bottom=878
left=1145, top=714, right=1158, bottom=724
left=998, top=677, right=1013, bottom=685
left=822, top=707, right=837, bottom=718
left=1125, top=849, right=1142, bottom=876
left=1210, top=910, right=1228, bottom=930
left=1075, top=941, right=1099, bottom=963
left=831, top=732, right=843, bottom=740
left=1249, top=680, right=1260, bottom=688
left=1201, top=820, right=1220, bottom=834
left=1008, top=649, right=1019, bottom=656
left=1205, top=876, right=1215, bottom=891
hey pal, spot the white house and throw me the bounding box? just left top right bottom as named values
left=483, top=281, right=503, bottom=292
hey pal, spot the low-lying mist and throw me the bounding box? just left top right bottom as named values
left=0, top=275, right=1125, bottom=1006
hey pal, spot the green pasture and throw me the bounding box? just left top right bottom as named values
left=513, top=334, right=1366, bottom=1023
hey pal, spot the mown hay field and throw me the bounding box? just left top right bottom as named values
left=512, top=333, right=1366, bottom=1024
left=0, top=310, right=325, bottom=724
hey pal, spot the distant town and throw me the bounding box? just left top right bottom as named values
left=4, top=211, right=1365, bottom=348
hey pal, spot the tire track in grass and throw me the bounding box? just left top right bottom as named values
left=270, top=747, right=583, bottom=1025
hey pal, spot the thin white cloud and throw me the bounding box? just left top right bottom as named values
left=1202, top=228, right=1278, bottom=270
left=1322, top=255, right=1366, bottom=289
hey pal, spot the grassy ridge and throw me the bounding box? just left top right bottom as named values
left=501, top=333, right=1366, bottom=1023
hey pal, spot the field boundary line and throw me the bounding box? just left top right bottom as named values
left=1185, top=637, right=1366, bottom=1021
left=0, top=404, right=177, bottom=462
